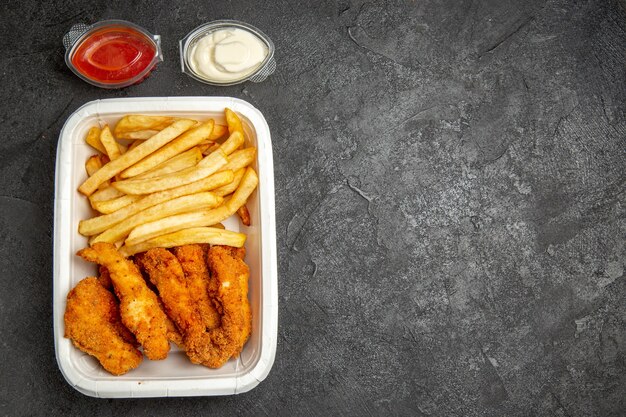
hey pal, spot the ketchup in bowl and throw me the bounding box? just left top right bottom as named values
left=64, top=20, right=162, bottom=89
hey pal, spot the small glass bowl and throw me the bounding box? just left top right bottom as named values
left=63, top=20, right=163, bottom=89
left=179, top=20, right=276, bottom=86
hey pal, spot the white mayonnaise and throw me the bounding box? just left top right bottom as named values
left=189, top=28, right=268, bottom=82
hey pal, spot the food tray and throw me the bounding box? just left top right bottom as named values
left=53, top=97, right=277, bottom=397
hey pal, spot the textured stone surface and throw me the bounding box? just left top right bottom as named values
left=0, top=0, right=624, bottom=415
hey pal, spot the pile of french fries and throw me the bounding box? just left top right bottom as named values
left=77, top=109, right=258, bottom=257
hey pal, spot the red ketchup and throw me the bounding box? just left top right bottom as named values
left=71, top=26, right=157, bottom=85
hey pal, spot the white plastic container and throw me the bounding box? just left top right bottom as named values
left=53, top=97, right=277, bottom=397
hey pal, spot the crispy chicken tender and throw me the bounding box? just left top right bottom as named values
left=64, top=277, right=142, bottom=375
left=135, top=248, right=202, bottom=337
left=171, top=245, right=221, bottom=330
left=98, top=265, right=112, bottom=290
left=135, top=246, right=215, bottom=359
left=185, top=245, right=252, bottom=368
left=161, top=299, right=186, bottom=349
left=77, top=243, right=171, bottom=360
left=212, top=246, right=251, bottom=358
left=97, top=266, right=141, bottom=347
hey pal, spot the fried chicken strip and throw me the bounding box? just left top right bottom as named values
left=96, top=265, right=138, bottom=346
left=185, top=245, right=252, bottom=368
left=98, top=265, right=113, bottom=290
left=171, top=245, right=221, bottom=330
left=212, top=246, right=251, bottom=358
left=107, top=260, right=184, bottom=347
left=64, top=277, right=142, bottom=375
left=135, top=248, right=202, bottom=338
left=161, top=299, right=186, bottom=349
left=77, top=243, right=171, bottom=360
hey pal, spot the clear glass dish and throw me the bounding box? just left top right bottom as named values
left=180, top=20, right=276, bottom=86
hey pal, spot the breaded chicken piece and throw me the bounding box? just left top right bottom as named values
left=135, top=248, right=202, bottom=338
left=96, top=265, right=138, bottom=346
left=64, top=277, right=142, bottom=375
left=160, top=298, right=186, bottom=349
left=171, top=245, right=221, bottom=330
left=213, top=246, right=251, bottom=358
left=185, top=245, right=252, bottom=368
left=98, top=265, right=112, bottom=290
left=77, top=243, right=171, bottom=360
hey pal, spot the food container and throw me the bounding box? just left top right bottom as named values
left=54, top=97, right=277, bottom=397
left=180, top=20, right=276, bottom=86
left=63, top=20, right=163, bottom=89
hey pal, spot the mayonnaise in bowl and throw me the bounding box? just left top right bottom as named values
left=180, top=21, right=275, bottom=86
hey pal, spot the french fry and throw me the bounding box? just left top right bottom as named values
left=89, top=186, right=125, bottom=203
left=121, top=124, right=227, bottom=142
left=216, top=131, right=244, bottom=157
left=225, top=108, right=244, bottom=136
left=197, top=143, right=213, bottom=154
left=85, top=155, right=110, bottom=190
left=120, top=120, right=216, bottom=179
left=237, top=204, right=251, bottom=226
left=113, top=115, right=180, bottom=137
left=91, top=192, right=223, bottom=244
left=85, top=126, right=106, bottom=154
left=99, top=125, right=122, bottom=160
left=85, top=155, right=102, bottom=176
left=127, top=140, right=143, bottom=151
left=120, top=227, right=246, bottom=257
left=212, top=168, right=245, bottom=196
left=114, top=149, right=228, bottom=195
left=219, top=147, right=256, bottom=173
left=125, top=167, right=258, bottom=245
left=130, top=147, right=203, bottom=180
left=91, top=194, right=142, bottom=214
left=201, top=144, right=217, bottom=156
left=225, top=167, right=259, bottom=212
left=79, top=170, right=234, bottom=236
left=116, top=130, right=160, bottom=140
left=125, top=206, right=232, bottom=246
left=204, top=123, right=228, bottom=141
left=78, top=119, right=196, bottom=196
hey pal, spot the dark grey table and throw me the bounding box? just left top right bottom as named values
left=1, top=0, right=624, bottom=416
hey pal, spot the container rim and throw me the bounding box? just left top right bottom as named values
left=179, top=20, right=275, bottom=86
left=63, top=19, right=163, bottom=89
